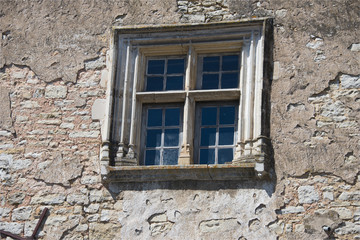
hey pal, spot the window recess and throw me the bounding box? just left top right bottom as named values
left=100, top=18, right=272, bottom=182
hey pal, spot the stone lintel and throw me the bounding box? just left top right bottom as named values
left=105, top=164, right=256, bottom=182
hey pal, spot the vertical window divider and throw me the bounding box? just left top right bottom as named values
left=126, top=47, right=140, bottom=164
left=115, top=43, right=131, bottom=166
left=179, top=45, right=193, bottom=165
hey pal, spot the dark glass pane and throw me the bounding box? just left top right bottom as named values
left=221, top=73, right=238, bottom=88
left=163, top=149, right=179, bottom=165
left=222, top=55, right=239, bottom=71
left=146, top=76, right=163, bottom=91
left=218, top=148, right=233, bottom=164
left=164, top=129, right=179, bottom=147
left=146, top=129, right=162, bottom=147
left=201, top=107, right=217, bottom=125
left=220, top=106, right=235, bottom=124
left=147, top=109, right=162, bottom=127
left=148, top=60, right=165, bottom=74
left=203, top=56, right=220, bottom=72
left=200, top=128, right=216, bottom=146
left=202, top=74, right=219, bottom=89
left=200, top=149, right=215, bottom=164
left=145, top=150, right=160, bottom=165
left=219, top=127, right=234, bottom=145
left=167, top=59, right=185, bottom=74
left=166, top=76, right=183, bottom=90
left=165, top=108, right=180, bottom=126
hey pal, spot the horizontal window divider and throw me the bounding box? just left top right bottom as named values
left=136, top=91, right=186, bottom=103
left=188, top=89, right=240, bottom=101
left=106, top=163, right=257, bottom=182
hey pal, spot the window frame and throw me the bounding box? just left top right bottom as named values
left=99, top=19, right=272, bottom=182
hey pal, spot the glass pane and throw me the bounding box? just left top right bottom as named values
left=202, top=74, right=219, bottom=89
left=163, top=149, right=179, bottom=165
left=220, top=106, right=235, bottom=124
left=167, top=59, right=185, bottom=74
left=146, top=76, right=163, bottom=91
left=219, top=127, right=234, bottom=145
left=200, top=149, right=215, bottom=164
left=201, top=107, right=217, bottom=125
left=200, top=128, right=216, bottom=146
left=148, top=59, right=165, bottom=74
left=166, top=76, right=183, bottom=90
left=145, top=150, right=160, bottom=165
left=165, top=108, right=180, bottom=126
left=203, top=56, right=220, bottom=72
left=147, top=109, right=162, bottom=127
left=146, top=129, right=162, bottom=147
left=221, top=73, right=238, bottom=89
left=222, top=55, right=239, bottom=71
left=218, top=148, right=233, bottom=164
left=164, top=129, right=179, bottom=147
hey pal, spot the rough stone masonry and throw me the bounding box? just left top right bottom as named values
left=0, top=0, right=359, bottom=239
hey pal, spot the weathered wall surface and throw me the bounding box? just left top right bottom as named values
left=0, top=0, right=359, bottom=239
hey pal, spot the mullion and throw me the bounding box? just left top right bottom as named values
left=163, top=59, right=168, bottom=91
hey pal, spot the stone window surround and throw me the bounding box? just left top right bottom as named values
left=99, top=18, right=272, bottom=182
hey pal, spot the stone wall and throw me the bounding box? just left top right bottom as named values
left=0, top=0, right=359, bottom=239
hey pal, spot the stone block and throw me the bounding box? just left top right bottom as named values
left=30, top=194, right=65, bottom=205
left=60, top=122, right=74, bottom=129
left=67, top=193, right=89, bottom=206
left=12, top=206, right=32, bottom=221
left=7, top=192, right=25, bottom=205
left=0, top=208, right=11, bottom=218
left=350, top=43, right=360, bottom=52
left=84, top=56, right=106, bottom=70
left=339, top=191, right=360, bottom=201
left=81, top=175, right=100, bottom=185
left=35, top=153, right=82, bottom=186
left=332, top=207, right=353, bottom=219
left=21, top=101, right=40, bottom=109
left=277, top=206, right=305, bottom=214
left=45, top=85, right=67, bottom=99
left=0, top=87, right=14, bottom=132
left=91, top=99, right=107, bottom=120
left=0, top=222, right=24, bottom=235
left=84, top=204, right=100, bottom=214
left=298, top=186, right=319, bottom=204
left=340, top=74, right=360, bottom=89
left=69, top=131, right=100, bottom=138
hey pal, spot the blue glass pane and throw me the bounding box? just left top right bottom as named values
left=146, top=76, right=163, bottom=91
left=220, top=106, right=235, bottom=124
left=164, top=129, right=179, bottom=147
left=222, top=55, right=239, bottom=71
left=163, top=149, right=179, bottom=165
left=147, top=109, right=162, bottom=127
left=146, top=129, right=162, bottom=147
left=221, top=73, right=238, bottom=88
left=148, top=60, right=165, bottom=74
left=201, top=107, right=217, bottom=125
left=200, top=128, right=216, bottom=146
left=145, top=150, right=160, bottom=165
left=218, top=148, right=233, bottom=164
left=202, top=74, right=219, bottom=89
left=200, top=149, right=215, bottom=164
left=219, top=127, right=234, bottom=145
left=167, top=59, right=185, bottom=74
left=165, top=108, right=180, bottom=126
left=166, top=76, right=183, bottom=90
left=203, top=56, right=220, bottom=72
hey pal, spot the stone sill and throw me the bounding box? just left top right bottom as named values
left=105, top=163, right=256, bottom=182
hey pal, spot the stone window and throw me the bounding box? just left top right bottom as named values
left=100, top=19, right=272, bottom=182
